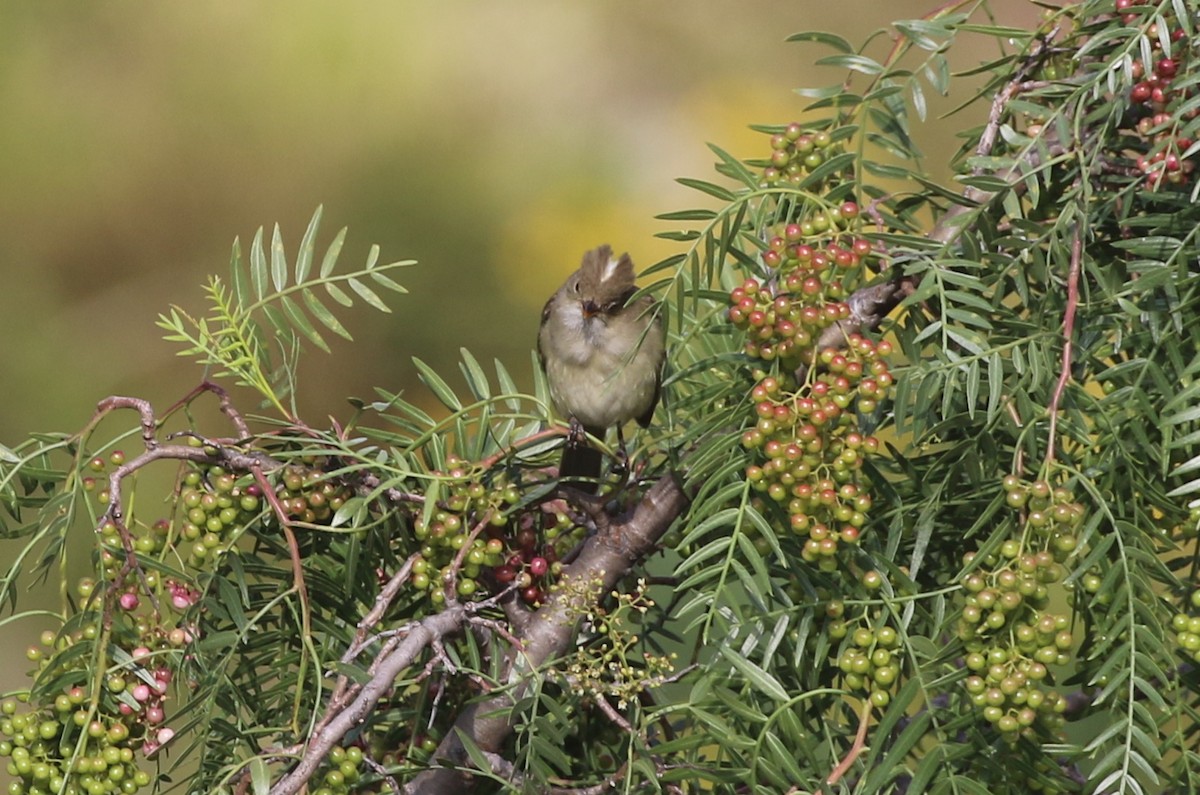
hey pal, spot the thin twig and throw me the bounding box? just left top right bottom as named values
left=826, top=700, right=873, bottom=787
left=1046, top=226, right=1083, bottom=464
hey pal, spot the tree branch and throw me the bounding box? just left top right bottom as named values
left=405, top=474, right=689, bottom=794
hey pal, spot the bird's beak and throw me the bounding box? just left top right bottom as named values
left=581, top=299, right=600, bottom=318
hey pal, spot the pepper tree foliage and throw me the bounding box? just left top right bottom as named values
left=4, top=1, right=1200, bottom=794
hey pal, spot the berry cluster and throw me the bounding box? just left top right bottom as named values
left=827, top=605, right=901, bottom=708
left=409, top=456, right=585, bottom=607
left=759, top=124, right=843, bottom=188
left=1170, top=589, right=1200, bottom=664
left=489, top=505, right=580, bottom=607
left=176, top=463, right=263, bottom=567
left=274, top=462, right=353, bottom=525
left=2, top=637, right=172, bottom=795
left=740, top=335, right=892, bottom=568
left=956, top=478, right=1088, bottom=738
left=1115, top=0, right=1196, bottom=190
left=309, top=745, right=366, bottom=795
left=410, top=460, right=515, bottom=605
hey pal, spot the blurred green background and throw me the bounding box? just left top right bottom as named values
left=0, top=0, right=1032, bottom=703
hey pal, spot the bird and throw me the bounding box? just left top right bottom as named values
left=537, top=244, right=666, bottom=491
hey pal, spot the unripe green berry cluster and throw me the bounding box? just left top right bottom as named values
left=410, top=457, right=517, bottom=606
left=955, top=477, right=1088, bottom=738
left=758, top=123, right=843, bottom=189
left=176, top=464, right=263, bottom=568
left=1170, top=589, right=1200, bottom=664
left=999, top=476, right=1085, bottom=558
left=0, top=646, right=169, bottom=795
left=309, top=745, right=366, bottom=795
left=274, top=462, right=351, bottom=525
left=827, top=612, right=902, bottom=708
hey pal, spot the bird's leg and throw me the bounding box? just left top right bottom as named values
left=567, top=416, right=588, bottom=449
left=612, top=426, right=631, bottom=482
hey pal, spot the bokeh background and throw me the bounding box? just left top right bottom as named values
left=0, top=0, right=1034, bottom=705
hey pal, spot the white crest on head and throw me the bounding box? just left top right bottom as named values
left=601, top=255, right=622, bottom=284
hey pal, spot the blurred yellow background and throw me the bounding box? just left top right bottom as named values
left=0, top=0, right=1034, bottom=700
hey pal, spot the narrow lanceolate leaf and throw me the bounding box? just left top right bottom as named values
left=250, top=226, right=268, bottom=301
left=320, top=227, right=347, bottom=278
left=302, top=288, right=352, bottom=341
left=676, top=177, right=736, bottom=201
left=719, top=645, right=789, bottom=703
left=230, top=238, right=251, bottom=309
left=413, top=357, right=462, bottom=410
left=295, top=205, right=323, bottom=283
left=261, top=304, right=290, bottom=341
left=785, top=30, right=853, bottom=53
left=280, top=295, right=327, bottom=352
left=364, top=243, right=381, bottom=270
left=815, top=53, right=884, bottom=75
left=270, top=223, right=288, bottom=292
left=458, top=348, right=490, bottom=400
left=348, top=277, right=391, bottom=313
left=369, top=267, right=410, bottom=294
left=325, top=281, right=354, bottom=307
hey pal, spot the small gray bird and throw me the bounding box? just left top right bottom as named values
left=537, top=244, right=666, bottom=490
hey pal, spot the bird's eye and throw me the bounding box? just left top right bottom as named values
left=571, top=280, right=580, bottom=293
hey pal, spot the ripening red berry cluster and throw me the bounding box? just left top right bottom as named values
left=1116, top=0, right=1197, bottom=190
left=727, top=228, right=874, bottom=365
left=407, top=455, right=585, bottom=608
left=740, top=334, right=893, bottom=568
left=730, top=123, right=896, bottom=570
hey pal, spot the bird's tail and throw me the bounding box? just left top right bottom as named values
left=558, top=440, right=603, bottom=494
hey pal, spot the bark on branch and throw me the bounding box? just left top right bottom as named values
left=405, top=474, right=689, bottom=794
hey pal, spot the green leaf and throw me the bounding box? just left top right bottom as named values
left=458, top=348, right=490, bottom=401
left=348, top=277, right=391, bottom=313
left=279, top=295, right=327, bottom=352
left=249, top=758, right=269, bottom=795
left=815, top=53, right=884, bottom=75
left=785, top=30, right=853, bottom=53
left=325, top=281, right=353, bottom=307
left=719, top=645, right=789, bottom=703
left=657, top=209, right=720, bottom=221
left=230, top=238, right=250, bottom=309
left=295, top=205, right=322, bottom=283
left=413, top=357, right=462, bottom=411
left=676, top=177, right=735, bottom=201
left=302, top=288, right=352, bottom=341
left=320, top=227, right=347, bottom=278
left=270, top=223, right=288, bottom=292
left=369, top=267, right=410, bottom=294
left=250, top=226, right=267, bottom=300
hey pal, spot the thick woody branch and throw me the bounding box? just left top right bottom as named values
left=405, top=474, right=689, bottom=795
left=269, top=606, right=475, bottom=795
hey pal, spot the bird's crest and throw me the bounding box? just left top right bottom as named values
left=579, top=244, right=635, bottom=289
